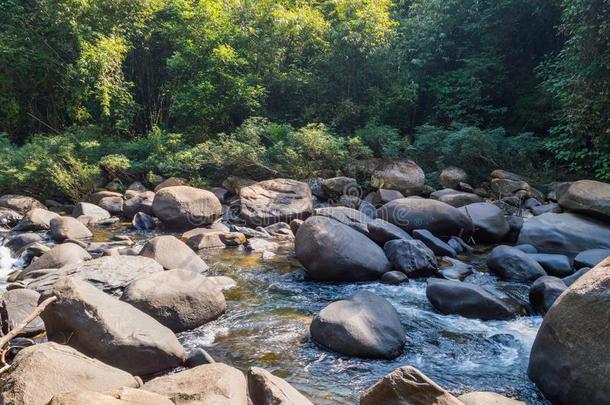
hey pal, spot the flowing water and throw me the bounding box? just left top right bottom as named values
left=0, top=227, right=550, bottom=404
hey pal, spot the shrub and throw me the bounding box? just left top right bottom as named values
left=355, top=122, right=405, bottom=158
left=99, top=154, right=131, bottom=178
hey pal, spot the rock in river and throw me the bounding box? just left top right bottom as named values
left=384, top=239, right=438, bottom=278
left=152, top=186, right=222, bottom=229
left=50, top=216, right=93, bottom=242
left=556, top=179, right=610, bottom=220
left=140, top=235, right=209, bottom=273
left=459, top=202, right=510, bottom=243
left=295, top=216, right=390, bottom=281
left=528, top=276, right=567, bottom=314
left=487, top=245, right=546, bottom=282
left=21, top=242, right=91, bottom=274
left=310, top=291, right=405, bottom=359
left=248, top=367, right=313, bottom=405
left=41, top=277, right=185, bottom=376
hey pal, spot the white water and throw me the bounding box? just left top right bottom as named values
left=0, top=245, right=16, bottom=281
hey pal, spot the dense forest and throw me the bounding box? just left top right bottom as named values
left=1, top=0, right=609, bottom=200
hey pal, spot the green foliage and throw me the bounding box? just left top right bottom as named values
left=49, top=156, right=101, bottom=202
left=99, top=154, right=131, bottom=178
left=355, top=123, right=404, bottom=158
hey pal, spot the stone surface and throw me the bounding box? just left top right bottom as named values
left=143, top=363, right=248, bottom=405
left=458, top=392, right=525, bottom=405
left=369, top=160, right=426, bottom=196
left=47, top=388, right=173, bottom=405
left=0, top=342, right=138, bottom=405
left=0, top=207, right=22, bottom=227
left=321, top=177, right=359, bottom=199
left=248, top=367, right=313, bottom=405
left=41, top=277, right=185, bottom=376
left=310, top=291, right=405, bottom=359
left=527, top=253, right=573, bottom=277
left=360, top=366, right=464, bottom=405
left=0, top=289, right=44, bottom=337
left=140, top=235, right=209, bottom=272
left=556, top=179, right=610, bottom=220
left=72, top=202, right=111, bottom=222
left=574, top=248, right=610, bottom=269
left=50, top=216, right=93, bottom=242
left=121, top=269, right=226, bottom=332
left=412, top=229, right=456, bottom=257
left=21, top=243, right=91, bottom=274
left=384, top=239, right=438, bottom=278
left=295, top=216, right=390, bottom=281
left=313, top=206, right=372, bottom=235
left=439, top=257, right=474, bottom=281
left=528, top=258, right=610, bottom=405
left=98, top=196, right=124, bottom=215
left=367, top=218, right=413, bottom=245
left=13, top=208, right=59, bottom=231
left=132, top=211, right=156, bottom=230
left=378, top=198, right=473, bottom=239
left=153, top=186, right=222, bottom=229
left=426, top=278, right=526, bottom=320
left=459, top=203, right=510, bottom=243
left=487, top=245, right=546, bottom=282
left=0, top=194, right=46, bottom=214
left=529, top=276, right=567, bottom=314
left=154, top=176, right=188, bottom=192
left=124, top=191, right=155, bottom=218
left=380, top=271, right=409, bottom=285
left=440, top=167, right=467, bottom=189
left=437, top=192, right=484, bottom=208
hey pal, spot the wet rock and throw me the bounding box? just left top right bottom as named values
left=248, top=367, right=313, bottom=405
left=13, top=208, right=59, bottom=231
left=517, top=213, right=610, bottom=258
left=460, top=202, right=510, bottom=243
left=5, top=232, right=43, bottom=251
left=143, top=363, right=248, bottom=405
left=48, top=388, right=173, bottom=405
left=458, top=391, right=526, bottom=405
left=360, top=366, right=464, bottom=405
left=487, top=245, right=547, bottom=282
left=440, top=167, right=467, bottom=189
left=439, top=257, right=474, bottom=281
left=0, top=342, right=139, bottom=405
left=50, top=216, right=92, bottom=242
left=124, top=191, right=155, bottom=218
left=378, top=198, right=473, bottom=239
left=574, top=248, right=610, bottom=269
left=314, top=206, right=372, bottom=235
left=72, top=202, right=111, bottom=222
left=240, top=179, right=313, bottom=227
left=380, top=271, right=409, bottom=285
left=0, top=207, right=22, bottom=227
left=527, top=253, right=573, bottom=277
left=185, top=348, right=215, bottom=367
left=529, top=276, right=567, bottom=314
left=514, top=244, right=537, bottom=253
left=0, top=194, right=46, bottom=214
left=367, top=218, right=412, bottom=245
left=556, top=179, right=610, bottom=220
left=21, top=243, right=91, bottom=273
left=310, top=291, right=405, bottom=359
left=0, top=289, right=45, bottom=337
left=369, top=160, right=425, bottom=196
left=524, top=198, right=542, bottom=210
left=153, top=186, right=222, bottom=230
left=412, top=229, right=456, bottom=257
left=295, top=216, right=390, bottom=281
left=528, top=258, right=610, bottom=405
left=132, top=211, right=156, bottom=230
left=140, top=235, right=209, bottom=272
left=218, top=232, right=246, bottom=246
left=531, top=203, right=562, bottom=216
left=562, top=267, right=590, bottom=287
left=384, top=239, right=438, bottom=278
left=41, top=277, right=185, bottom=376
left=426, top=278, right=526, bottom=320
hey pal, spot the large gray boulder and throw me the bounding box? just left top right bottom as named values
left=517, top=213, right=610, bottom=259
left=247, top=367, right=313, bottom=405
left=360, top=366, right=464, bottom=405
left=369, top=160, right=425, bottom=196
left=72, top=202, right=111, bottom=222
left=527, top=253, right=573, bottom=277
left=313, top=206, right=372, bottom=235
left=557, top=180, right=610, bottom=220
left=41, top=278, right=185, bottom=376
left=21, top=243, right=91, bottom=274
left=240, top=179, right=313, bottom=226
left=378, top=198, right=473, bottom=239
left=13, top=208, right=59, bottom=231
left=310, top=291, right=405, bottom=359
left=50, top=216, right=93, bottom=242
left=0, top=289, right=45, bottom=337
left=528, top=276, right=567, bottom=314
left=440, top=167, right=467, bottom=189
left=528, top=258, right=610, bottom=405
left=124, top=191, right=155, bottom=218
left=437, top=192, right=484, bottom=208
left=0, top=194, right=45, bottom=214
left=295, top=216, right=390, bottom=281
left=48, top=388, right=173, bottom=405
left=487, top=245, right=546, bottom=282
left=0, top=342, right=139, bottom=405
left=143, top=363, right=248, bottom=405
left=121, top=269, right=226, bottom=332
left=367, top=218, right=412, bottom=245
left=384, top=239, right=438, bottom=278
left=459, top=202, right=509, bottom=243
left=152, top=186, right=222, bottom=229
left=574, top=248, right=610, bottom=269
left=426, top=278, right=526, bottom=320
left=140, top=235, right=209, bottom=273
left=458, top=392, right=525, bottom=405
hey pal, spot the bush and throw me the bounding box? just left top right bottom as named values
left=99, top=154, right=131, bottom=178
left=355, top=123, right=404, bottom=158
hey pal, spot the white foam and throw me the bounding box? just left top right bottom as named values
left=0, top=245, right=16, bottom=280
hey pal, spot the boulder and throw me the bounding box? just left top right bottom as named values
left=437, top=192, right=484, bottom=208
left=426, top=278, right=526, bottom=320
left=310, top=291, right=405, bottom=359
left=72, top=202, right=111, bottom=222
left=240, top=179, right=313, bottom=226
left=378, top=189, right=404, bottom=203
left=140, top=235, right=209, bottom=273
left=247, top=367, right=313, bottom=405
left=13, top=208, right=59, bottom=231
left=378, top=198, right=473, bottom=239
left=154, top=176, right=188, bottom=192
left=370, top=160, right=425, bottom=196
left=439, top=257, right=474, bottom=281
left=527, top=253, right=573, bottom=277
left=0, top=343, right=138, bottom=405
left=21, top=243, right=91, bottom=273
left=490, top=178, right=531, bottom=196
left=153, top=186, right=222, bottom=229
left=124, top=191, right=155, bottom=218
left=5, top=232, right=43, bottom=251
left=514, top=244, right=537, bottom=254
left=0, top=194, right=45, bottom=214
left=121, top=269, right=226, bottom=332
left=491, top=170, right=522, bottom=181
left=367, top=218, right=413, bottom=245
left=440, top=167, right=467, bottom=189
left=506, top=215, right=524, bottom=242
left=187, top=231, right=226, bottom=250
left=143, top=363, right=248, bottom=405
left=0, top=207, right=22, bottom=227
left=360, top=366, right=464, bottom=405
left=98, top=196, right=124, bottom=215
left=531, top=203, right=562, bottom=216
left=321, top=177, right=359, bottom=199
left=458, top=392, right=525, bottom=405
left=412, top=229, right=456, bottom=257
left=24, top=256, right=164, bottom=295
left=0, top=289, right=45, bottom=337
left=313, top=206, right=372, bottom=235
left=574, top=248, right=610, bottom=269
left=48, top=388, right=173, bottom=405
left=517, top=213, right=610, bottom=259
left=295, top=216, right=390, bottom=281
left=41, top=278, right=185, bottom=376
left=380, top=271, right=409, bottom=285
left=384, top=239, right=438, bottom=278
left=528, top=258, right=610, bottom=405
left=132, top=211, right=156, bottom=230
left=562, top=267, right=590, bottom=287
left=557, top=180, right=610, bottom=220
left=487, top=245, right=546, bottom=282
left=459, top=203, right=510, bottom=243
left=529, top=276, right=567, bottom=314
left=50, top=216, right=93, bottom=242
left=211, top=187, right=230, bottom=204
